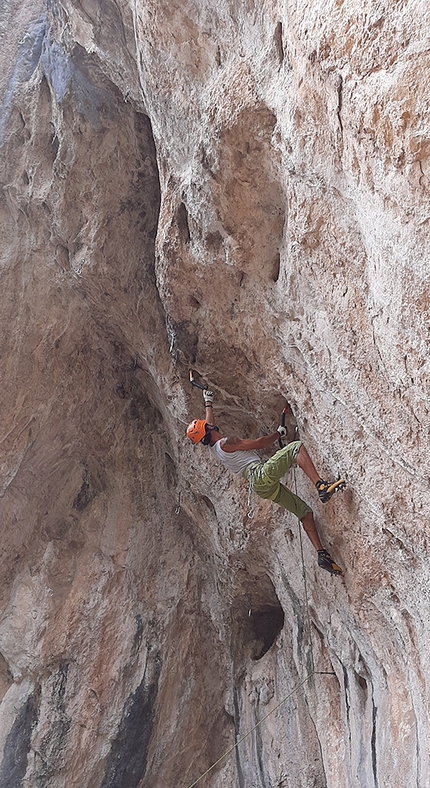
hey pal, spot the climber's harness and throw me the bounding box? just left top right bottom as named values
left=244, top=405, right=289, bottom=518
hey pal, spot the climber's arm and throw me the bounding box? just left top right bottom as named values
left=205, top=401, right=215, bottom=424
left=222, top=433, right=279, bottom=452
left=202, top=390, right=218, bottom=427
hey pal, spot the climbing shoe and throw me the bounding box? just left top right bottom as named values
left=315, top=478, right=346, bottom=503
left=318, top=549, right=343, bottom=576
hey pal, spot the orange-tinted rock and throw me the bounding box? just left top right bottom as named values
left=0, top=1, right=429, bottom=786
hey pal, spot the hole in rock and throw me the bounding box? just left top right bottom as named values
left=201, top=494, right=217, bottom=517
left=357, top=673, right=368, bottom=696
left=274, top=21, right=284, bottom=64
left=249, top=604, right=285, bottom=660
left=176, top=201, right=190, bottom=243
left=189, top=294, right=201, bottom=309
left=232, top=575, right=285, bottom=661
left=271, top=251, right=281, bottom=282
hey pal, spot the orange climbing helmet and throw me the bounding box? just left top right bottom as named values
left=187, top=419, right=208, bottom=444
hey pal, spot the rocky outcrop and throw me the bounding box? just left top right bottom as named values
left=0, top=1, right=429, bottom=786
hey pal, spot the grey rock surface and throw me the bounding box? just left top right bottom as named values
left=0, top=1, right=429, bottom=786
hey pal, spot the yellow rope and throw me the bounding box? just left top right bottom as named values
left=185, top=673, right=314, bottom=788
left=293, top=464, right=316, bottom=676
left=185, top=435, right=332, bottom=788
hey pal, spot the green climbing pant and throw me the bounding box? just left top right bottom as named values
left=243, top=440, right=312, bottom=521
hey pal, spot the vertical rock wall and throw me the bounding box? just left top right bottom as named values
left=0, top=1, right=429, bottom=786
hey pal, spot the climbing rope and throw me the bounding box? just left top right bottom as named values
left=293, top=462, right=315, bottom=676
left=183, top=417, right=335, bottom=787
left=185, top=673, right=314, bottom=788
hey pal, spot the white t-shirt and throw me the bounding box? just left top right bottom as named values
left=208, top=437, right=260, bottom=476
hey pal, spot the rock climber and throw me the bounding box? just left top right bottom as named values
left=187, top=388, right=345, bottom=576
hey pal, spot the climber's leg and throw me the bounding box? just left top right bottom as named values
left=296, top=445, right=346, bottom=503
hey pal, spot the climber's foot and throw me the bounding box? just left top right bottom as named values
left=316, top=478, right=346, bottom=503
left=318, top=549, right=343, bottom=576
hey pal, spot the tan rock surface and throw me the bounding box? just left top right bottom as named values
left=0, top=1, right=429, bottom=786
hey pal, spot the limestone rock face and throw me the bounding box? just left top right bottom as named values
left=0, top=1, right=429, bottom=786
